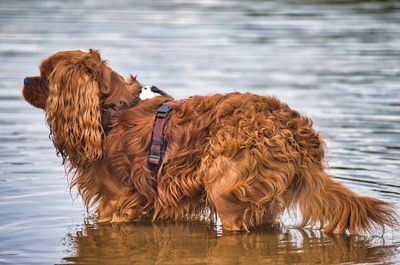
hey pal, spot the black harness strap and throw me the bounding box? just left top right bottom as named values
left=149, top=102, right=173, bottom=179
left=101, top=97, right=141, bottom=135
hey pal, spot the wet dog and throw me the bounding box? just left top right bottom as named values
left=22, top=49, right=397, bottom=233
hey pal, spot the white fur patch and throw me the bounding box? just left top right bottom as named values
left=139, top=87, right=158, bottom=99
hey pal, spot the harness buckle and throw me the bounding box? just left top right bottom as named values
left=156, top=104, right=172, bottom=118
left=149, top=155, right=161, bottom=165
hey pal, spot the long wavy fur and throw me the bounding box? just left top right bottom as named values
left=23, top=50, right=398, bottom=234
left=46, top=51, right=104, bottom=167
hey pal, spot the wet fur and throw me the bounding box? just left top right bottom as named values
left=22, top=50, right=397, bottom=234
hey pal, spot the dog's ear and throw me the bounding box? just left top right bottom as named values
left=46, top=50, right=105, bottom=167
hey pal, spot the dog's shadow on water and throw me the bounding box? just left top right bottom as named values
left=61, top=221, right=399, bottom=265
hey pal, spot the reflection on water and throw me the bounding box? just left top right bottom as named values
left=1, top=0, right=400, bottom=264
left=61, top=222, right=398, bottom=265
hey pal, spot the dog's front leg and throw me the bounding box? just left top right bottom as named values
left=97, top=190, right=150, bottom=223
left=97, top=198, right=118, bottom=223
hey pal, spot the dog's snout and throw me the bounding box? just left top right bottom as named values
left=24, top=77, right=32, bottom=86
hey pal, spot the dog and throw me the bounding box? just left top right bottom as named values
left=22, top=49, right=397, bottom=234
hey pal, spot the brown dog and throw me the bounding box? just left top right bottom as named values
left=22, top=49, right=396, bottom=234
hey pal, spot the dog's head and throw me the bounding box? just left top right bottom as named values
left=22, top=49, right=142, bottom=167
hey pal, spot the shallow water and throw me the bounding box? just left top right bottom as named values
left=1, top=0, right=400, bottom=264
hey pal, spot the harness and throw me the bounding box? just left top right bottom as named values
left=101, top=85, right=173, bottom=180
left=148, top=102, right=173, bottom=177
left=101, top=97, right=141, bottom=135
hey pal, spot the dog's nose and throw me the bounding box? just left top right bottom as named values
left=24, top=77, right=32, bottom=86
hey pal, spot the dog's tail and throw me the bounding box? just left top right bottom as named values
left=290, top=165, right=397, bottom=234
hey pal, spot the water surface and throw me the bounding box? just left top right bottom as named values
left=1, top=0, right=399, bottom=264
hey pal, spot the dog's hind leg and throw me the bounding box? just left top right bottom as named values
left=202, top=151, right=290, bottom=232
left=204, top=160, right=248, bottom=231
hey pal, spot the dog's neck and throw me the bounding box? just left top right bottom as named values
left=100, top=75, right=141, bottom=135
left=100, top=77, right=173, bottom=136
left=101, top=97, right=141, bottom=135
left=104, top=72, right=138, bottom=105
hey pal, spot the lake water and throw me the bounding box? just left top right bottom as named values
left=1, top=0, right=399, bottom=264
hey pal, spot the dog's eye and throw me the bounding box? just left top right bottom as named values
left=40, top=77, right=49, bottom=88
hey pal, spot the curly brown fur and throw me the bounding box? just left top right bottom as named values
left=22, top=50, right=397, bottom=234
